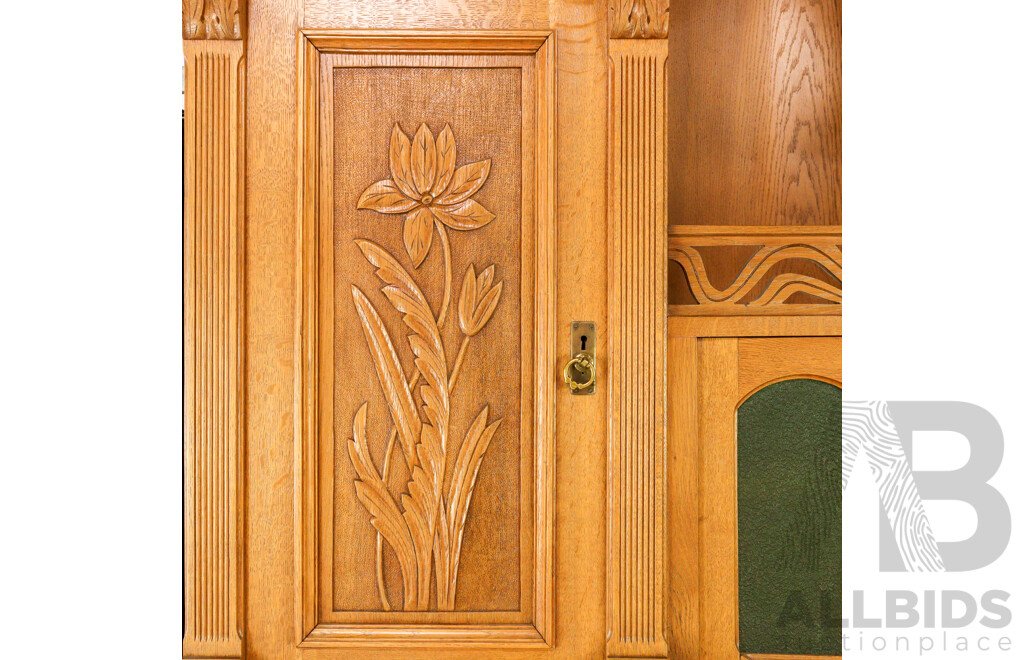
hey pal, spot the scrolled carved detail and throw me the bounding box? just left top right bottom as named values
left=668, top=226, right=842, bottom=315
left=350, top=124, right=503, bottom=612
left=183, top=0, right=243, bottom=40
left=610, top=0, right=669, bottom=39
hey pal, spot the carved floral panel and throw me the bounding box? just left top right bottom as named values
left=331, top=65, right=525, bottom=617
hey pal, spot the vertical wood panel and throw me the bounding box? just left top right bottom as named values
left=697, top=338, right=739, bottom=660
left=607, top=37, right=668, bottom=658
left=667, top=0, right=841, bottom=227
left=183, top=38, right=245, bottom=660
left=244, top=0, right=302, bottom=657
left=667, top=336, right=698, bottom=659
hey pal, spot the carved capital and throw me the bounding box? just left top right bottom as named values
left=183, top=0, right=244, bottom=40
left=610, top=0, right=669, bottom=39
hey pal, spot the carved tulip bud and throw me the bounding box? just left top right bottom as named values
left=458, top=265, right=503, bottom=336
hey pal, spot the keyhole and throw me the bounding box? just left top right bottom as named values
left=580, top=335, right=588, bottom=351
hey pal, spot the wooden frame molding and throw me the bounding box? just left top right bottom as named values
left=668, top=225, right=842, bottom=317
left=295, top=30, right=556, bottom=648
left=182, top=36, right=246, bottom=660
left=607, top=36, right=669, bottom=658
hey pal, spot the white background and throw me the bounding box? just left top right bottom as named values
left=844, top=1, right=1024, bottom=658
left=1, top=1, right=1021, bottom=657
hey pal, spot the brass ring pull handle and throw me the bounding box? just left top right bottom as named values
left=563, top=353, right=596, bottom=392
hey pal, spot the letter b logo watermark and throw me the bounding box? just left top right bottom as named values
left=843, top=402, right=1011, bottom=572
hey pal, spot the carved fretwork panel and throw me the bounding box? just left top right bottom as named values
left=296, top=31, right=554, bottom=648
left=668, top=226, right=842, bottom=316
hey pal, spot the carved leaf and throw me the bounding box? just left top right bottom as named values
left=432, top=200, right=495, bottom=231
left=403, top=207, right=435, bottom=268
left=355, top=241, right=447, bottom=411
left=355, top=239, right=428, bottom=309
left=432, top=124, right=457, bottom=197
left=347, top=403, right=419, bottom=610
left=458, top=265, right=478, bottom=335
left=458, top=264, right=503, bottom=337
left=477, top=265, right=494, bottom=292
left=437, top=160, right=491, bottom=206
left=358, top=180, right=419, bottom=214
left=412, top=124, right=437, bottom=194
left=472, top=282, right=502, bottom=331
left=400, top=423, right=446, bottom=609
left=444, top=407, right=502, bottom=607
left=610, top=0, right=669, bottom=39
left=389, top=124, right=419, bottom=199
left=351, top=286, right=421, bottom=471
left=433, top=505, right=452, bottom=607
left=354, top=239, right=451, bottom=610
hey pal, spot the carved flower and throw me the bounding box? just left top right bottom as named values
left=458, top=265, right=503, bottom=336
left=357, top=123, right=495, bottom=268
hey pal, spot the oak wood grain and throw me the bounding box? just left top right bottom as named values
left=295, top=31, right=556, bottom=646
left=667, top=0, right=841, bottom=227
left=666, top=336, right=699, bottom=659
left=668, top=315, right=841, bottom=339
left=304, top=0, right=549, bottom=31
left=607, top=36, right=669, bottom=659
left=243, top=1, right=301, bottom=659
left=240, top=0, right=612, bottom=654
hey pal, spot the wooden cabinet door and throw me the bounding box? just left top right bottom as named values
left=181, top=0, right=674, bottom=658
left=246, top=12, right=604, bottom=660
left=668, top=335, right=842, bottom=660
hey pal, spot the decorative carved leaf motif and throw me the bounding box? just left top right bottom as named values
left=357, top=180, right=419, bottom=214
left=458, top=264, right=503, bottom=337
left=411, top=124, right=437, bottom=194
left=347, top=403, right=418, bottom=610
left=444, top=408, right=502, bottom=608
left=431, top=200, right=495, bottom=231
left=351, top=286, right=421, bottom=468
left=348, top=126, right=504, bottom=611
left=402, top=207, right=435, bottom=268
left=389, top=125, right=418, bottom=199
left=438, top=160, right=491, bottom=206
left=433, top=125, right=457, bottom=196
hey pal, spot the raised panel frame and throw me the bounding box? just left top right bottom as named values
left=294, top=30, right=556, bottom=649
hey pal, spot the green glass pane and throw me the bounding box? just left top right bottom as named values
left=737, top=378, right=842, bottom=656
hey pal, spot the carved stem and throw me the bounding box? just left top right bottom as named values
left=374, top=220, right=454, bottom=610
left=435, top=220, right=452, bottom=328
left=448, top=337, right=470, bottom=392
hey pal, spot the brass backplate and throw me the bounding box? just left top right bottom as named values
left=568, top=321, right=597, bottom=395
